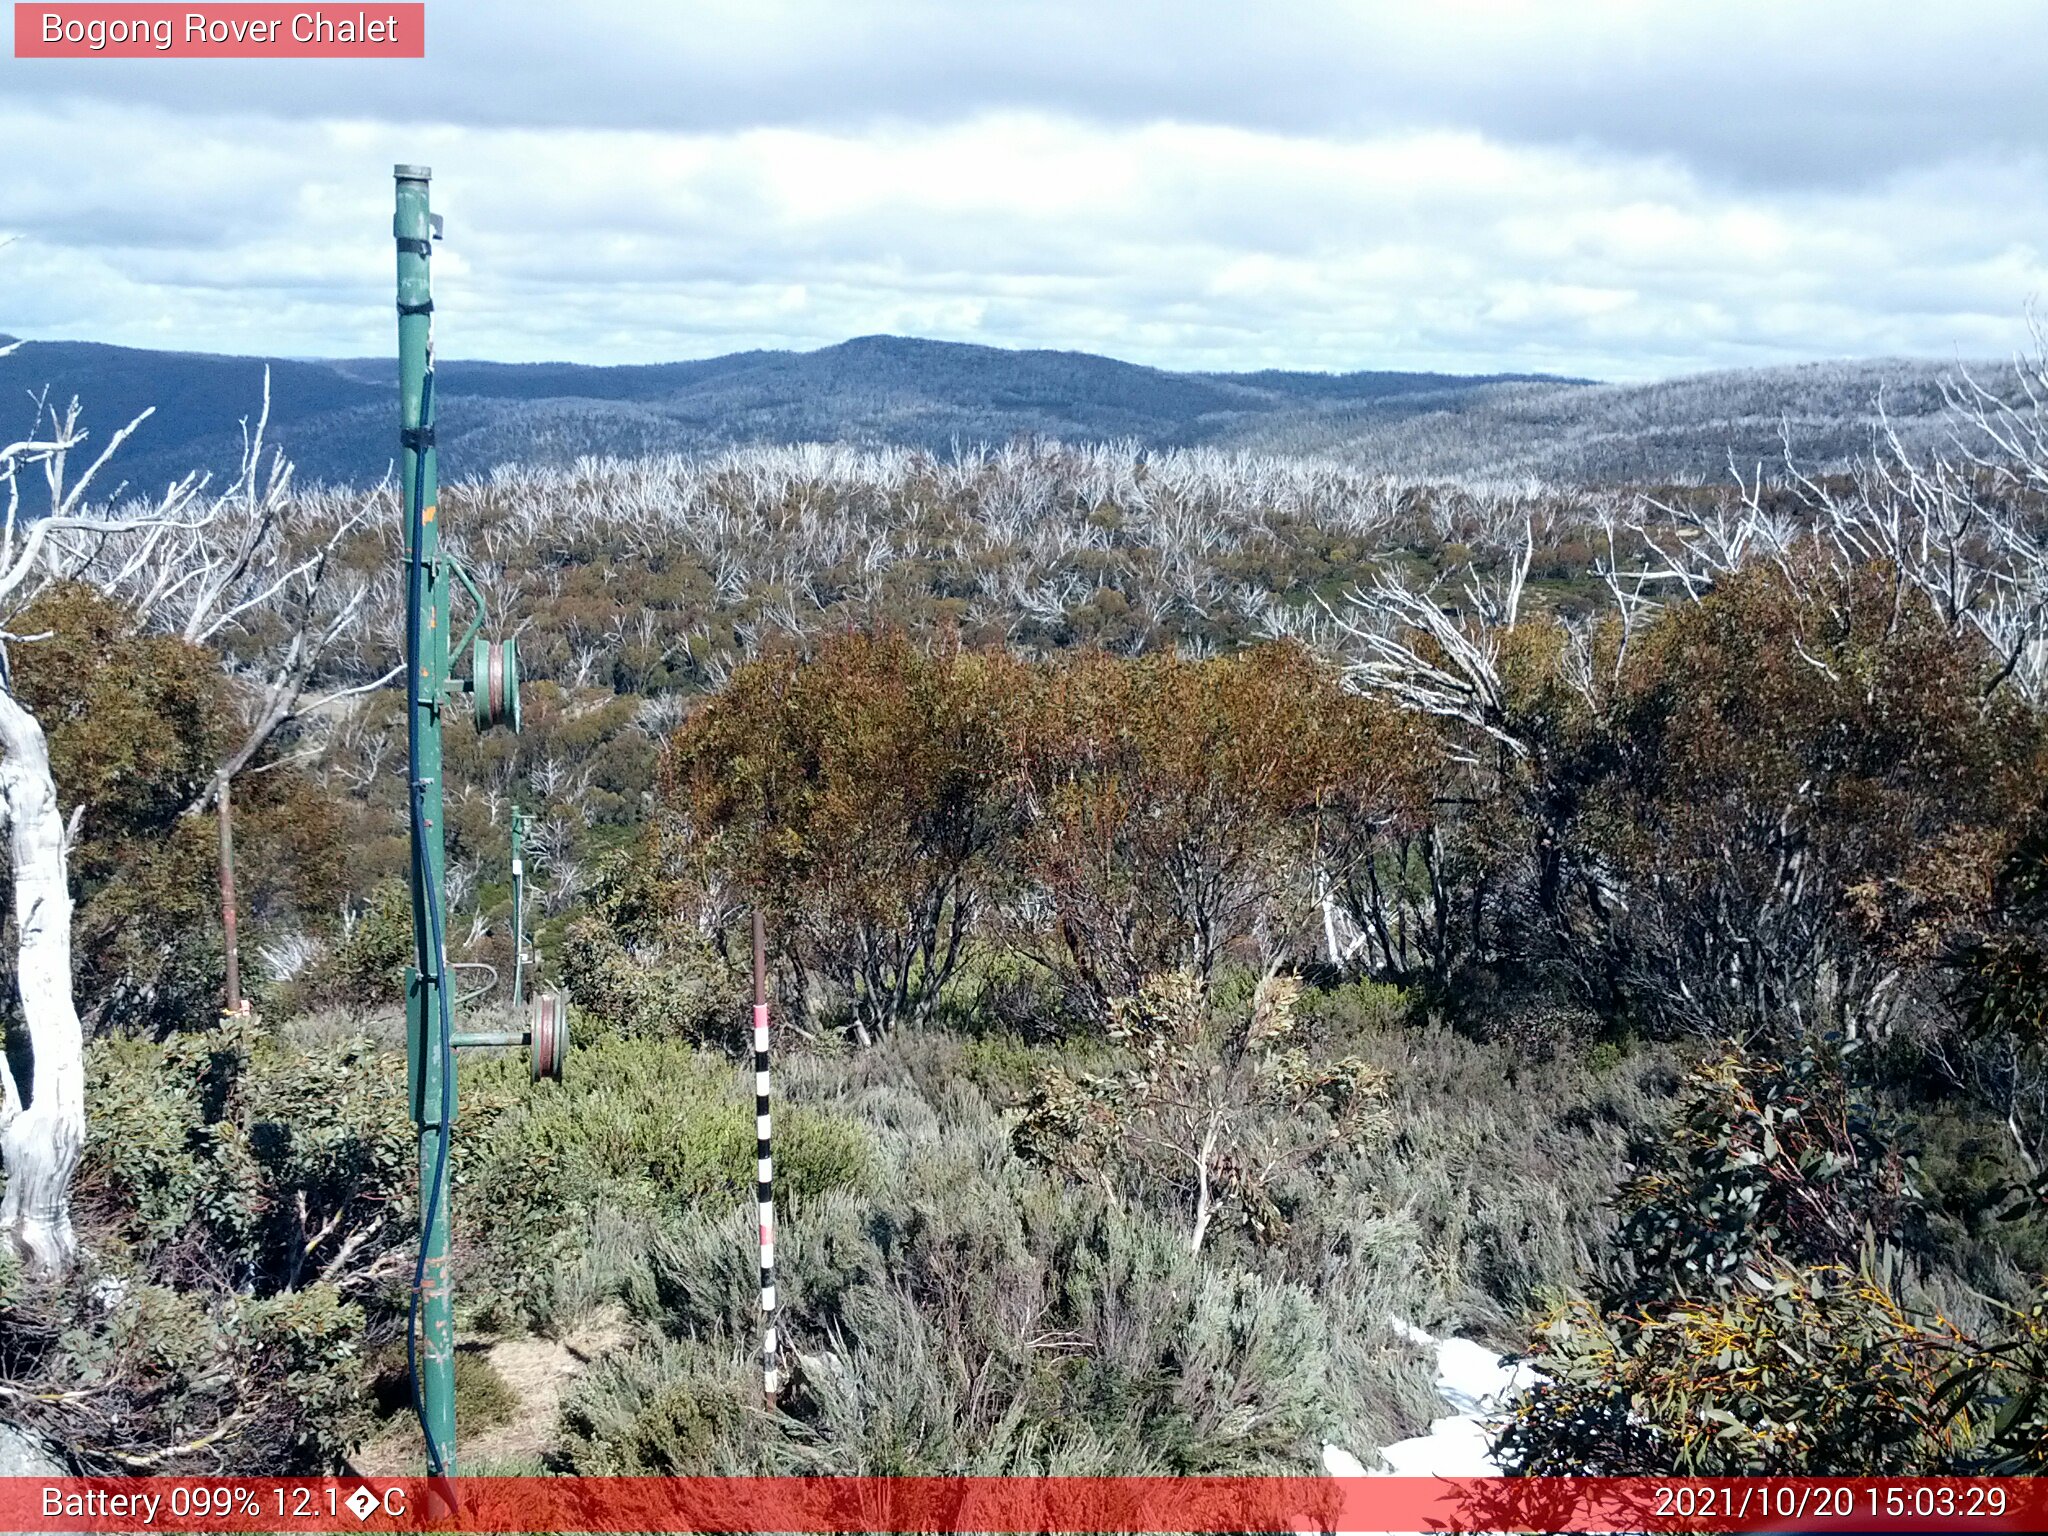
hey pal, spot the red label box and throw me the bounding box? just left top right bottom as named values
left=13, top=3, right=424, bottom=57
left=1, top=1477, right=2042, bottom=1534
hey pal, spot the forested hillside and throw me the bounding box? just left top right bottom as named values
left=0, top=333, right=1567, bottom=492
left=9, top=331, right=2001, bottom=495
left=1218, top=357, right=1996, bottom=482
left=1, top=341, right=2046, bottom=1477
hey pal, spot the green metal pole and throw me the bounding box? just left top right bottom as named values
left=395, top=162, right=456, bottom=1480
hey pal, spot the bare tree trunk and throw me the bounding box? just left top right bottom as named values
left=0, top=688, right=84, bottom=1271
left=1317, top=861, right=1346, bottom=970
left=1188, top=1112, right=1221, bottom=1256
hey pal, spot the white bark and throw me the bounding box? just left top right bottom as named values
left=0, top=389, right=274, bottom=1274
left=1187, top=1112, right=1221, bottom=1257
left=0, top=687, right=82, bottom=1270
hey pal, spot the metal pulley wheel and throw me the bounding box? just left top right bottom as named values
left=529, top=990, right=569, bottom=1083
left=473, top=636, right=522, bottom=733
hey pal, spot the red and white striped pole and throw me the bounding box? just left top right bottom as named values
left=753, top=910, right=779, bottom=1400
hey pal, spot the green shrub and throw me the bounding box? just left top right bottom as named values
left=240, top=1285, right=372, bottom=1469
left=10, top=1022, right=414, bottom=1471
left=955, top=1032, right=1046, bottom=1101
left=1611, top=1037, right=1919, bottom=1307
left=560, top=1177, right=1333, bottom=1476
left=1896, top=1093, right=2048, bottom=1293
left=1499, top=1037, right=2048, bottom=1474
left=1500, top=1262, right=1974, bottom=1473
left=81, top=1019, right=412, bottom=1291
left=322, top=880, right=415, bottom=1014
left=458, top=1036, right=874, bottom=1327
left=557, top=915, right=735, bottom=1045
left=1295, top=978, right=1414, bottom=1042
left=1, top=1254, right=370, bottom=1472
left=453, top=1351, right=520, bottom=1432
left=557, top=1337, right=761, bottom=1474
left=1015, top=971, right=1393, bottom=1253
left=547, top=1010, right=1665, bottom=1477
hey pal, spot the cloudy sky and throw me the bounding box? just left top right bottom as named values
left=4, top=1, right=2045, bottom=380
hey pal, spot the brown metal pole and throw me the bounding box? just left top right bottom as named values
left=217, top=771, right=242, bottom=1015
left=753, top=909, right=766, bottom=1010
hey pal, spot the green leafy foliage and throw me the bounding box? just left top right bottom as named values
left=0, top=1264, right=371, bottom=1473
left=1, top=1021, right=407, bottom=1470
left=554, top=842, right=738, bottom=1045
left=316, top=879, right=416, bottom=1014
left=6, top=582, right=347, bottom=1034
left=80, top=1017, right=411, bottom=1291
left=1611, top=1037, right=1919, bottom=1304
left=457, top=1035, right=875, bottom=1327
left=1502, top=1264, right=1976, bottom=1473
left=1015, top=970, right=1392, bottom=1252
left=239, top=1284, right=374, bottom=1469
left=1499, top=1040, right=2048, bottom=1474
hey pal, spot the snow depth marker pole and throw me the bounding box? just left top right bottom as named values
left=755, top=909, right=780, bottom=1400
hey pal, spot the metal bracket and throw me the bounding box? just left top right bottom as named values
left=443, top=555, right=490, bottom=682
left=449, top=992, right=568, bottom=1083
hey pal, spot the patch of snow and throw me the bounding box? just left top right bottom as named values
left=1373, top=1412, right=1500, bottom=1476
left=1321, top=1316, right=1543, bottom=1482
left=1318, top=1443, right=1369, bottom=1478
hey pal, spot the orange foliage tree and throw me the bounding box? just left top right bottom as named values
left=1546, top=561, right=2045, bottom=1039
left=667, top=631, right=1028, bottom=1040
left=7, top=583, right=344, bottom=1035
left=1009, top=642, right=1425, bottom=1016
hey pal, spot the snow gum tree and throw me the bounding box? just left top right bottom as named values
left=0, top=375, right=242, bottom=1269
left=0, top=665, right=81, bottom=1270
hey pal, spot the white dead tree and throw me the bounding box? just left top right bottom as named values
left=1628, top=373, right=2048, bottom=709
left=0, top=380, right=219, bottom=1270
left=1328, top=344, right=2048, bottom=1043
left=1326, top=509, right=1535, bottom=763
left=61, top=372, right=401, bottom=811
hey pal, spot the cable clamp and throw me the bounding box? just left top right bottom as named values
left=400, top=426, right=437, bottom=451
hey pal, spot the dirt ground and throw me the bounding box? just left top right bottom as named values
left=351, top=1306, right=629, bottom=1475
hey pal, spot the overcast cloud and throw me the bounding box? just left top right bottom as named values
left=3, top=0, right=2045, bottom=379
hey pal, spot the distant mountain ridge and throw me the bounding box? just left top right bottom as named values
left=0, top=333, right=1580, bottom=491
left=0, top=331, right=1991, bottom=491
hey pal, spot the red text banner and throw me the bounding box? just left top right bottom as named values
left=14, top=4, right=424, bottom=57
left=0, top=1476, right=2041, bottom=1534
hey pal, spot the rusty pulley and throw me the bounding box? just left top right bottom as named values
left=472, top=636, right=522, bottom=733
left=529, top=990, right=569, bottom=1083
